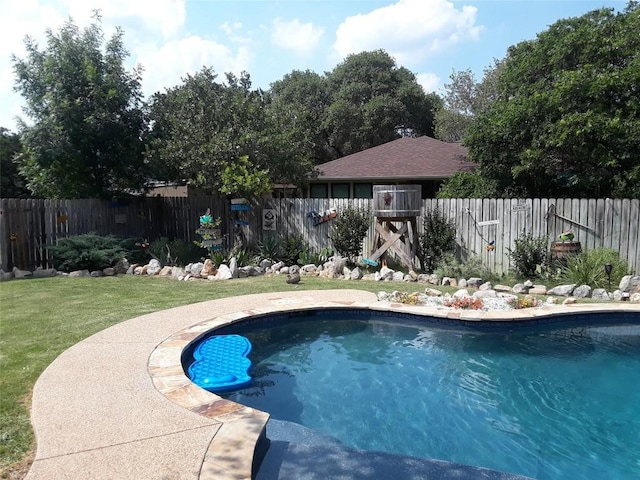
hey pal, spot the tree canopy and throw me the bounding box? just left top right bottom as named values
left=12, top=14, right=148, bottom=198
left=0, top=128, right=31, bottom=198
left=465, top=2, right=640, bottom=198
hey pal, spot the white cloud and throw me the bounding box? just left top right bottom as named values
left=59, top=0, right=186, bottom=38
left=271, top=18, right=324, bottom=56
left=416, top=72, right=441, bottom=93
left=134, top=36, right=252, bottom=97
left=333, top=0, right=482, bottom=65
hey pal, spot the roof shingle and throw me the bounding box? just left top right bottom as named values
left=317, top=136, right=476, bottom=180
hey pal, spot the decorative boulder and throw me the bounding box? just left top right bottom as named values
left=229, top=257, right=239, bottom=278
left=33, top=267, right=58, bottom=278
left=0, top=269, right=14, bottom=281
left=190, top=262, right=204, bottom=277
left=619, top=275, right=640, bottom=293
left=259, top=259, right=273, bottom=270
left=494, top=284, right=512, bottom=293
left=12, top=267, right=33, bottom=279
left=591, top=289, right=610, bottom=301
left=466, top=277, right=483, bottom=288
left=300, top=264, right=317, bottom=275
left=90, top=270, right=104, bottom=277
left=114, top=258, right=130, bottom=274
left=350, top=267, right=363, bottom=280
left=201, top=259, right=216, bottom=277
left=572, top=284, right=592, bottom=298
left=529, top=286, right=547, bottom=295
left=392, top=271, right=405, bottom=282
left=146, top=259, right=162, bottom=275
left=69, top=269, right=90, bottom=277
left=473, top=289, right=497, bottom=298
left=512, top=283, right=529, bottom=294
left=213, top=264, right=233, bottom=280
left=547, top=284, right=576, bottom=297
left=457, top=278, right=467, bottom=288
left=479, top=281, right=493, bottom=291
left=158, top=266, right=172, bottom=276
left=102, top=267, right=116, bottom=276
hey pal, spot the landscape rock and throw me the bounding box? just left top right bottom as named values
left=497, top=293, right=518, bottom=303
left=147, top=259, right=162, bottom=275
left=528, top=286, right=547, bottom=295
left=457, top=278, right=467, bottom=288
left=270, top=261, right=285, bottom=272
left=449, top=278, right=458, bottom=287
left=378, top=266, right=394, bottom=281
left=69, top=269, right=90, bottom=277
left=428, top=274, right=439, bottom=285
left=591, top=289, right=610, bottom=301
left=631, top=293, right=640, bottom=303
left=619, top=275, right=640, bottom=293
left=201, top=259, right=216, bottom=277
left=133, top=266, right=144, bottom=275
left=90, top=270, right=104, bottom=277
left=171, top=267, right=185, bottom=278
left=300, top=264, right=317, bottom=275
left=473, top=289, right=497, bottom=298
left=280, top=266, right=290, bottom=275
left=425, top=288, right=442, bottom=296
left=466, top=277, right=483, bottom=288
left=101, top=267, right=116, bottom=276
left=259, top=259, right=273, bottom=270
left=563, top=297, right=577, bottom=305
left=512, top=283, right=529, bottom=294
left=0, top=269, right=14, bottom=281
left=441, top=277, right=451, bottom=286
left=229, top=257, right=239, bottom=278
left=479, top=281, right=493, bottom=291
left=547, top=284, right=576, bottom=297
left=392, top=271, right=405, bottom=282
left=12, top=267, right=33, bottom=279
left=289, top=265, right=300, bottom=275
left=494, top=284, right=512, bottom=293
left=213, top=264, right=232, bottom=280
left=546, top=296, right=557, bottom=304
left=158, top=266, right=172, bottom=276
left=33, top=267, right=58, bottom=278
left=350, top=267, right=363, bottom=280
left=190, top=262, right=205, bottom=277
left=126, top=264, right=136, bottom=275
left=114, top=258, right=130, bottom=274
left=524, top=280, right=534, bottom=288
left=453, top=289, right=469, bottom=298
left=572, top=284, right=592, bottom=298
left=286, top=272, right=300, bottom=284
left=612, top=290, right=624, bottom=301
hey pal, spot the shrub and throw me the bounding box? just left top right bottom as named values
left=418, top=207, right=456, bottom=272
left=561, top=248, right=630, bottom=289
left=47, top=234, right=128, bottom=272
left=280, top=234, right=306, bottom=265
left=257, top=234, right=281, bottom=261
left=298, top=246, right=333, bottom=266
left=507, top=233, right=548, bottom=278
left=434, top=253, right=485, bottom=280
left=329, top=206, right=371, bottom=262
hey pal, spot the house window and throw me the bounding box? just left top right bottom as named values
left=353, top=183, right=373, bottom=198
left=310, top=183, right=328, bottom=198
left=331, top=183, right=350, bottom=198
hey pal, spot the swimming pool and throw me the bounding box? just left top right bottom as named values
left=186, top=308, right=640, bottom=480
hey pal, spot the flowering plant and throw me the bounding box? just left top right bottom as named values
left=508, top=295, right=541, bottom=309
left=444, top=297, right=484, bottom=310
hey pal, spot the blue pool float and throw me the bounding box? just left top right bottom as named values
left=188, top=335, right=253, bottom=393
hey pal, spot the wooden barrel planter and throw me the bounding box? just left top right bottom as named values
left=372, top=185, right=422, bottom=219
left=550, top=241, right=581, bottom=264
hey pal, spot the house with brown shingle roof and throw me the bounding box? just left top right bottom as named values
left=309, top=135, right=476, bottom=198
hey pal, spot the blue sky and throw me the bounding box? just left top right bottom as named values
left=0, top=0, right=627, bottom=132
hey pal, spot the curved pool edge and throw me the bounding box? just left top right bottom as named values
left=150, top=296, right=640, bottom=480
left=24, top=289, right=639, bottom=480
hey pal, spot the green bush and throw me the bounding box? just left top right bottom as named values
left=507, top=233, right=548, bottom=278
left=298, top=246, right=334, bottom=266
left=280, top=234, right=306, bottom=265
left=48, top=234, right=128, bottom=272
left=561, top=248, right=630, bottom=289
left=257, top=234, right=281, bottom=261
left=418, top=207, right=457, bottom=272
left=148, top=237, right=206, bottom=266
left=435, top=253, right=484, bottom=279
left=329, top=206, right=371, bottom=262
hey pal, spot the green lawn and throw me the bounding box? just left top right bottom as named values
left=0, top=274, right=396, bottom=478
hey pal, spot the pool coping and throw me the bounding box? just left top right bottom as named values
left=26, top=290, right=640, bottom=480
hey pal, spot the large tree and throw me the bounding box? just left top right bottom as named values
left=324, top=50, right=440, bottom=158
left=12, top=14, right=147, bottom=198
left=147, top=68, right=317, bottom=196
left=466, top=2, right=640, bottom=198
left=434, top=61, right=502, bottom=143
left=0, top=128, right=31, bottom=198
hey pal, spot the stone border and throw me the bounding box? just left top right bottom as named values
left=148, top=297, right=640, bottom=480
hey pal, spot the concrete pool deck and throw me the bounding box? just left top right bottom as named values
left=25, top=289, right=640, bottom=480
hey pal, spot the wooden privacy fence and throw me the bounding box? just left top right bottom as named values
left=1, top=197, right=638, bottom=275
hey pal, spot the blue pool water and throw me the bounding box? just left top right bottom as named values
left=201, top=310, right=640, bottom=480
